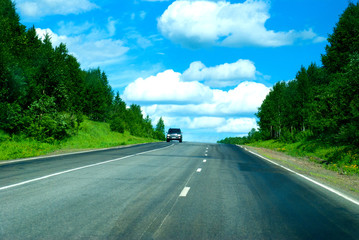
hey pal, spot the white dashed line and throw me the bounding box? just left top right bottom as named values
left=179, top=187, right=191, bottom=197
left=196, top=168, right=202, bottom=173
left=203, top=159, right=207, bottom=163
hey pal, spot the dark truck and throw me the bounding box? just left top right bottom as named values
left=166, top=128, right=182, bottom=142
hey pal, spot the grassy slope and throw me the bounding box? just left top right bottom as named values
left=0, top=119, right=159, bottom=161
left=247, top=139, right=359, bottom=175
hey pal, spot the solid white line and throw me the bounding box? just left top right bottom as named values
left=242, top=147, right=359, bottom=207
left=179, top=187, right=191, bottom=197
left=0, top=144, right=174, bottom=191
left=0, top=143, right=155, bottom=165
left=196, top=168, right=202, bottom=173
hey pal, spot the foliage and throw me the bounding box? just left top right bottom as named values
left=0, top=0, right=163, bottom=145
left=219, top=2, right=359, bottom=175
left=253, top=3, right=359, bottom=147
left=217, top=128, right=264, bottom=145
left=322, top=2, right=359, bottom=74
left=155, top=117, right=166, bottom=141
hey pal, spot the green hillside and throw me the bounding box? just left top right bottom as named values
left=0, top=118, right=159, bottom=161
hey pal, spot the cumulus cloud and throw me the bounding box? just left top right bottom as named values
left=36, top=27, right=129, bottom=68
left=123, top=69, right=270, bottom=116
left=182, top=59, right=256, bottom=87
left=122, top=70, right=213, bottom=104
left=15, top=0, right=98, bottom=18
left=123, top=66, right=270, bottom=139
left=158, top=0, right=325, bottom=48
left=139, top=83, right=269, bottom=117
left=152, top=116, right=256, bottom=134
left=189, top=117, right=226, bottom=129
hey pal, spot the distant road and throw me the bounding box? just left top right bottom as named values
left=1, top=142, right=359, bottom=239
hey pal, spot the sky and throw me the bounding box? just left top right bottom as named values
left=14, top=0, right=352, bottom=143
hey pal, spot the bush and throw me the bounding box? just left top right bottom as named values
left=110, top=117, right=125, bottom=133
left=0, top=102, right=24, bottom=134
left=24, top=97, right=76, bottom=142
left=279, top=129, right=295, bottom=143
left=336, top=123, right=359, bottom=146
left=295, top=130, right=314, bottom=142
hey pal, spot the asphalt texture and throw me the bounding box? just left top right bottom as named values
left=1, top=142, right=359, bottom=239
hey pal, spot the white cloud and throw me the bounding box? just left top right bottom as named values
left=16, top=0, right=98, bottom=18
left=122, top=70, right=213, bottom=104
left=126, top=31, right=153, bottom=49
left=217, top=118, right=257, bottom=133
left=182, top=59, right=256, bottom=87
left=158, top=0, right=324, bottom=48
left=151, top=115, right=256, bottom=134
left=57, top=21, right=93, bottom=36
left=122, top=66, right=270, bottom=141
left=123, top=69, right=270, bottom=116
left=36, top=27, right=129, bottom=68
left=139, top=11, right=147, bottom=20
left=130, top=11, right=147, bottom=21
left=148, top=114, right=258, bottom=139
left=107, top=17, right=118, bottom=37
left=189, top=117, right=226, bottom=129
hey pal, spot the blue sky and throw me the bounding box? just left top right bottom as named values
left=15, top=0, right=351, bottom=142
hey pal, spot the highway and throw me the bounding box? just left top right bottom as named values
left=1, top=142, right=359, bottom=239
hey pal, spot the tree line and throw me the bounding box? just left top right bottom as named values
left=219, top=2, right=359, bottom=147
left=0, top=0, right=165, bottom=142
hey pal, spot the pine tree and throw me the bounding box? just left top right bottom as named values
left=322, top=2, right=359, bottom=74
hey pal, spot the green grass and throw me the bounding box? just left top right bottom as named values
left=0, top=119, right=159, bottom=161
left=247, top=139, right=359, bottom=175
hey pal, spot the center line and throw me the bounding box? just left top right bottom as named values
left=179, top=187, right=190, bottom=197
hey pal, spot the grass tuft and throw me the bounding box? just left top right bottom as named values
left=247, top=139, right=359, bottom=175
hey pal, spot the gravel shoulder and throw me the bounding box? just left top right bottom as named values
left=241, top=145, right=359, bottom=202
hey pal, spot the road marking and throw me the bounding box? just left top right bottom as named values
left=242, top=146, right=359, bottom=207
left=203, top=159, right=207, bottom=163
left=196, top=168, right=202, bottom=172
left=179, top=187, right=191, bottom=197
left=205, top=154, right=208, bottom=157
left=0, top=144, right=174, bottom=191
left=0, top=143, right=159, bottom=166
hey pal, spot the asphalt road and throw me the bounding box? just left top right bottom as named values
left=1, top=142, right=359, bottom=239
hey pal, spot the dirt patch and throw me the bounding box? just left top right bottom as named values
left=242, top=145, right=359, bottom=202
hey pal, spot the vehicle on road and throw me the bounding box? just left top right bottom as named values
left=167, top=128, right=182, bottom=142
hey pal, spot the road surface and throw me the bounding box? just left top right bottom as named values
left=1, top=142, right=359, bottom=239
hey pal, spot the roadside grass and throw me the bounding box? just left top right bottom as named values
left=247, top=139, right=359, bottom=176
left=0, top=119, right=159, bottom=161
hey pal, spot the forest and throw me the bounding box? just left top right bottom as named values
left=0, top=0, right=165, bottom=143
left=219, top=3, right=359, bottom=160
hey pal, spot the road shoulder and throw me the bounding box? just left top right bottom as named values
left=241, top=145, right=359, bottom=202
